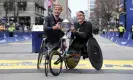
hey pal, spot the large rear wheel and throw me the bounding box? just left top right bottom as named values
left=87, top=38, right=103, bottom=70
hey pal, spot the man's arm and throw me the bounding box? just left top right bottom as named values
left=43, top=16, right=52, bottom=32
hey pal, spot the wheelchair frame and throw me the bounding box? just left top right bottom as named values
left=37, top=33, right=103, bottom=77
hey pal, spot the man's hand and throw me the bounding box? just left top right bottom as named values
left=52, top=22, right=61, bottom=30
left=52, top=26, right=58, bottom=30
left=56, top=22, right=61, bottom=30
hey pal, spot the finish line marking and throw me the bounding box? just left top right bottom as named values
left=0, top=60, right=133, bottom=70
left=8, top=42, right=31, bottom=45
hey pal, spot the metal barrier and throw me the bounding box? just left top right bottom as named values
left=0, top=32, right=32, bottom=44
left=100, top=32, right=133, bottom=47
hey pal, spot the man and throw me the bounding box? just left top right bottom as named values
left=43, top=4, right=64, bottom=44
left=8, top=24, right=15, bottom=37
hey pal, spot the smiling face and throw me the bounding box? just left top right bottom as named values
left=76, top=11, right=85, bottom=23
left=53, top=4, right=62, bottom=17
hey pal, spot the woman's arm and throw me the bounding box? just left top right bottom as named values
left=73, top=21, right=93, bottom=39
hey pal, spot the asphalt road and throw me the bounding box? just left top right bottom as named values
left=0, top=35, right=133, bottom=80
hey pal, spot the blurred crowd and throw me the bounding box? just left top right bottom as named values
left=0, top=21, right=31, bottom=32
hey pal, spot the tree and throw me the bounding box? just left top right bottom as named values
left=93, top=0, right=119, bottom=28
left=3, top=0, right=27, bottom=23
left=3, top=0, right=14, bottom=22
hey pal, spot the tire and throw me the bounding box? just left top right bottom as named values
left=66, top=47, right=81, bottom=69
left=37, top=49, right=43, bottom=69
left=45, top=55, right=49, bottom=76
left=87, top=37, right=103, bottom=70
left=49, top=50, right=63, bottom=76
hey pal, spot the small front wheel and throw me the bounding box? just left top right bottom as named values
left=37, top=40, right=46, bottom=69
left=37, top=49, right=43, bottom=69
left=49, top=50, right=63, bottom=76
left=45, top=55, right=49, bottom=76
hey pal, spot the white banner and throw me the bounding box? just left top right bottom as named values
left=32, top=25, right=44, bottom=31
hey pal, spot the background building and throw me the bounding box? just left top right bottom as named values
left=84, top=10, right=89, bottom=21
left=0, top=0, right=46, bottom=27
left=88, top=0, right=96, bottom=19
left=44, top=0, right=49, bottom=17
left=67, top=7, right=72, bottom=22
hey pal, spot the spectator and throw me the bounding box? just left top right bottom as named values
left=131, top=25, right=133, bottom=39
left=8, top=24, right=15, bottom=37
left=118, top=23, right=126, bottom=38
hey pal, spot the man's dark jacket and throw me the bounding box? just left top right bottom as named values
left=43, top=14, right=64, bottom=43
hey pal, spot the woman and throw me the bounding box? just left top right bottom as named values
left=70, top=11, right=93, bottom=44
left=69, top=11, right=103, bottom=69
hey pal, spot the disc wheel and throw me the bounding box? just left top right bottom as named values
left=66, top=47, right=81, bottom=69
left=87, top=38, right=103, bottom=70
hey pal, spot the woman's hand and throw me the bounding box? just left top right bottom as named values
left=70, top=26, right=76, bottom=32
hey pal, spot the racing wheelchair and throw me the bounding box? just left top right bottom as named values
left=37, top=19, right=103, bottom=76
